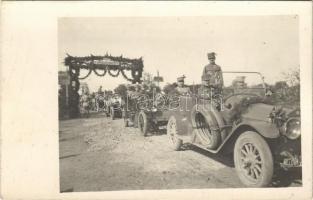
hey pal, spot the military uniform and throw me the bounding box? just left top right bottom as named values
left=200, top=52, right=224, bottom=110
left=176, top=76, right=191, bottom=95
left=176, top=86, right=191, bottom=95
left=201, top=52, right=223, bottom=90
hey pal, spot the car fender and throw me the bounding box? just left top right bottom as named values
left=218, top=120, right=280, bottom=154
left=239, top=119, right=280, bottom=139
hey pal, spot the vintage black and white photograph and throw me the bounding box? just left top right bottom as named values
left=58, top=16, right=302, bottom=192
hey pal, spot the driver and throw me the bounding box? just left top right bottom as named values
left=176, top=75, right=191, bottom=95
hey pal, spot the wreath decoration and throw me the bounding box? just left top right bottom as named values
left=108, top=69, right=120, bottom=77
left=93, top=68, right=107, bottom=76
left=78, top=69, right=92, bottom=80
left=121, top=69, right=134, bottom=82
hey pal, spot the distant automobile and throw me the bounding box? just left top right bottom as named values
left=107, top=94, right=123, bottom=120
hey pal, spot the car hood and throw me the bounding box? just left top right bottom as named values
left=241, top=103, right=275, bottom=122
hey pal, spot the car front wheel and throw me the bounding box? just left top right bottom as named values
left=167, top=116, right=183, bottom=151
left=234, top=131, right=273, bottom=187
left=138, top=111, right=149, bottom=136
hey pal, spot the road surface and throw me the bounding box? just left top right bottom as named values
left=59, top=113, right=301, bottom=192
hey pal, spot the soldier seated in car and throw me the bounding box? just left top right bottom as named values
left=176, top=75, right=191, bottom=95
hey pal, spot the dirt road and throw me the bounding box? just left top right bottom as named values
left=59, top=113, right=301, bottom=192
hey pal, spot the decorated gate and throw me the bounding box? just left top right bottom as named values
left=64, top=54, right=144, bottom=118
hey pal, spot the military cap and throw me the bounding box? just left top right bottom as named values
left=177, top=75, right=186, bottom=82
left=207, top=52, right=216, bottom=59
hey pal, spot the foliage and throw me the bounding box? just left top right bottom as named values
left=266, top=68, right=300, bottom=107
left=282, top=68, right=300, bottom=86
left=163, top=83, right=178, bottom=94
left=114, top=84, right=127, bottom=99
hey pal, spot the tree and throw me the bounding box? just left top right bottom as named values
left=282, top=68, right=300, bottom=104
left=283, top=68, right=300, bottom=87
left=163, top=82, right=178, bottom=94
left=114, top=84, right=127, bottom=99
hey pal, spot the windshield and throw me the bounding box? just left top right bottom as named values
left=222, top=71, right=266, bottom=97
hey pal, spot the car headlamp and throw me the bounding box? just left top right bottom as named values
left=283, top=118, right=301, bottom=140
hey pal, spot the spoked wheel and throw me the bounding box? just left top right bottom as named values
left=167, top=116, right=183, bottom=151
left=234, top=131, right=273, bottom=187
left=138, top=111, right=149, bottom=136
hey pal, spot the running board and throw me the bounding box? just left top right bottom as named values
left=192, top=143, right=219, bottom=154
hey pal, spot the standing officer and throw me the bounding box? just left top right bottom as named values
left=200, top=52, right=224, bottom=110
left=176, top=75, right=191, bottom=95
left=201, top=52, right=224, bottom=93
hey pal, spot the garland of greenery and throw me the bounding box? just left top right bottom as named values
left=120, top=69, right=133, bottom=82
left=93, top=68, right=107, bottom=76
left=65, top=54, right=144, bottom=83
left=108, top=69, right=120, bottom=77
left=78, top=69, right=92, bottom=80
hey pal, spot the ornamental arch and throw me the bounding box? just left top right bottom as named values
left=64, top=54, right=144, bottom=118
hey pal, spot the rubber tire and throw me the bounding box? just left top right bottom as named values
left=167, top=116, right=183, bottom=151
left=111, top=107, right=115, bottom=120
left=133, top=112, right=139, bottom=128
left=190, top=105, right=221, bottom=150
left=234, top=131, right=273, bottom=187
left=138, top=111, right=149, bottom=136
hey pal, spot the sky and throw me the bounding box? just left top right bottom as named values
left=58, top=16, right=299, bottom=91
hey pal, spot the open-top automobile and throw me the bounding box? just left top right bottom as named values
left=166, top=72, right=301, bottom=187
